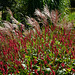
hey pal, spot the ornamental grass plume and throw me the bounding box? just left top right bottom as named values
left=34, top=5, right=60, bottom=26
left=34, top=5, right=74, bottom=31
left=26, top=16, right=41, bottom=33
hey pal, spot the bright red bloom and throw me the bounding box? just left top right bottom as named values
left=44, top=60, right=47, bottom=65
left=0, top=61, right=3, bottom=65
left=61, top=63, right=65, bottom=67
left=45, top=43, right=49, bottom=47
left=72, top=68, right=75, bottom=72
left=34, top=69, right=39, bottom=75
left=34, top=59, right=37, bottom=65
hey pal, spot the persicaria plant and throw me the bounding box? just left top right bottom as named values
left=0, top=5, right=75, bottom=75
left=0, top=24, right=75, bottom=75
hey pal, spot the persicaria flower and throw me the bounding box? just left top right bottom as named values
left=34, top=69, right=39, bottom=75
left=17, top=70, right=20, bottom=73
left=42, top=71, right=44, bottom=75
left=52, top=70, right=55, bottom=75
left=50, top=40, right=55, bottom=46
left=45, top=43, right=49, bottom=47
left=15, top=60, right=21, bottom=65
left=20, top=38, right=24, bottom=45
left=3, top=50, right=7, bottom=56
left=30, top=60, right=32, bottom=71
left=21, top=65, right=24, bottom=69
left=34, top=59, right=37, bottom=65
left=44, top=60, right=47, bottom=65
left=41, top=57, right=44, bottom=60
left=23, top=54, right=25, bottom=58
left=27, top=64, right=29, bottom=70
left=72, top=68, right=75, bottom=72
left=25, top=48, right=28, bottom=54
left=14, top=65, right=17, bottom=69
left=49, top=72, right=51, bottom=75
left=47, top=55, right=50, bottom=60
left=31, top=41, right=33, bottom=46
left=2, top=68, right=5, bottom=73
left=14, top=47, right=18, bottom=53
left=0, top=61, right=3, bottom=65
left=4, top=64, right=7, bottom=69
left=45, top=28, right=48, bottom=34
left=61, top=63, right=65, bottom=67
left=61, top=37, right=64, bottom=42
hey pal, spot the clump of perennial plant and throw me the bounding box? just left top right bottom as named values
left=0, top=23, right=75, bottom=75
left=0, top=5, right=75, bottom=75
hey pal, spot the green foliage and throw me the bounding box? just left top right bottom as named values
left=67, top=12, right=75, bottom=21
left=0, top=0, right=71, bottom=23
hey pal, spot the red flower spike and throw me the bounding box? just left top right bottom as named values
left=3, top=72, right=5, bottom=75
left=10, top=72, right=12, bottom=75
left=14, top=65, right=17, bottom=69
left=42, top=71, right=44, bottom=75
left=34, top=59, right=37, bottom=65
left=41, top=57, right=44, bottom=60
left=50, top=40, right=55, bottom=46
left=30, top=60, right=33, bottom=72
left=21, top=65, right=24, bottom=69
left=52, top=70, right=55, bottom=75
left=72, top=68, right=75, bottom=72
left=56, top=63, right=60, bottom=70
left=6, top=69, right=8, bottom=75
left=49, top=65, right=53, bottom=72
left=45, top=28, right=48, bottom=34
left=23, top=54, right=25, bottom=58
left=61, top=63, right=65, bottom=67
left=34, top=69, right=39, bottom=75
left=27, top=64, right=29, bottom=70
left=49, top=72, right=51, bottom=75
left=24, top=37, right=27, bottom=41
left=31, top=41, right=33, bottom=46
left=20, top=38, right=24, bottom=45
left=29, top=72, right=31, bottom=75
left=25, top=48, right=28, bottom=54
left=44, top=60, right=47, bottom=65
left=47, top=55, right=50, bottom=60
left=45, top=43, right=49, bottom=47
left=2, top=68, right=5, bottom=73
left=0, top=61, right=3, bottom=65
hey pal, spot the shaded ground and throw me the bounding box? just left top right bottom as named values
left=0, top=11, right=2, bottom=18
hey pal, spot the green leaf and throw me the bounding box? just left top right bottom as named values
left=67, top=68, right=71, bottom=72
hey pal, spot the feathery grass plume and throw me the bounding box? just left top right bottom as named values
left=34, top=8, right=48, bottom=26
left=6, top=7, right=25, bottom=31
left=3, top=21, right=12, bottom=29
left=59, top=16, right=74, bottom=30
left=26, top=16, right=41, bottom=32
left=43, top=5, right=51, bottom=18
left=0, top=26, right=12, bottom=37
left=0, top=20, right=19, bottom=39
left=34, top=5, right=62, bottom=27
left=6, top=7, right=38, bottom=37
left=34, top=5, right=74, bottom=31
left=1, top=20, right=19, bottom=30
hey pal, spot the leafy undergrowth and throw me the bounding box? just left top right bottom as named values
left=65, top=12, right=75, bottom=22
left=0, top=24, right=75, bottom=75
